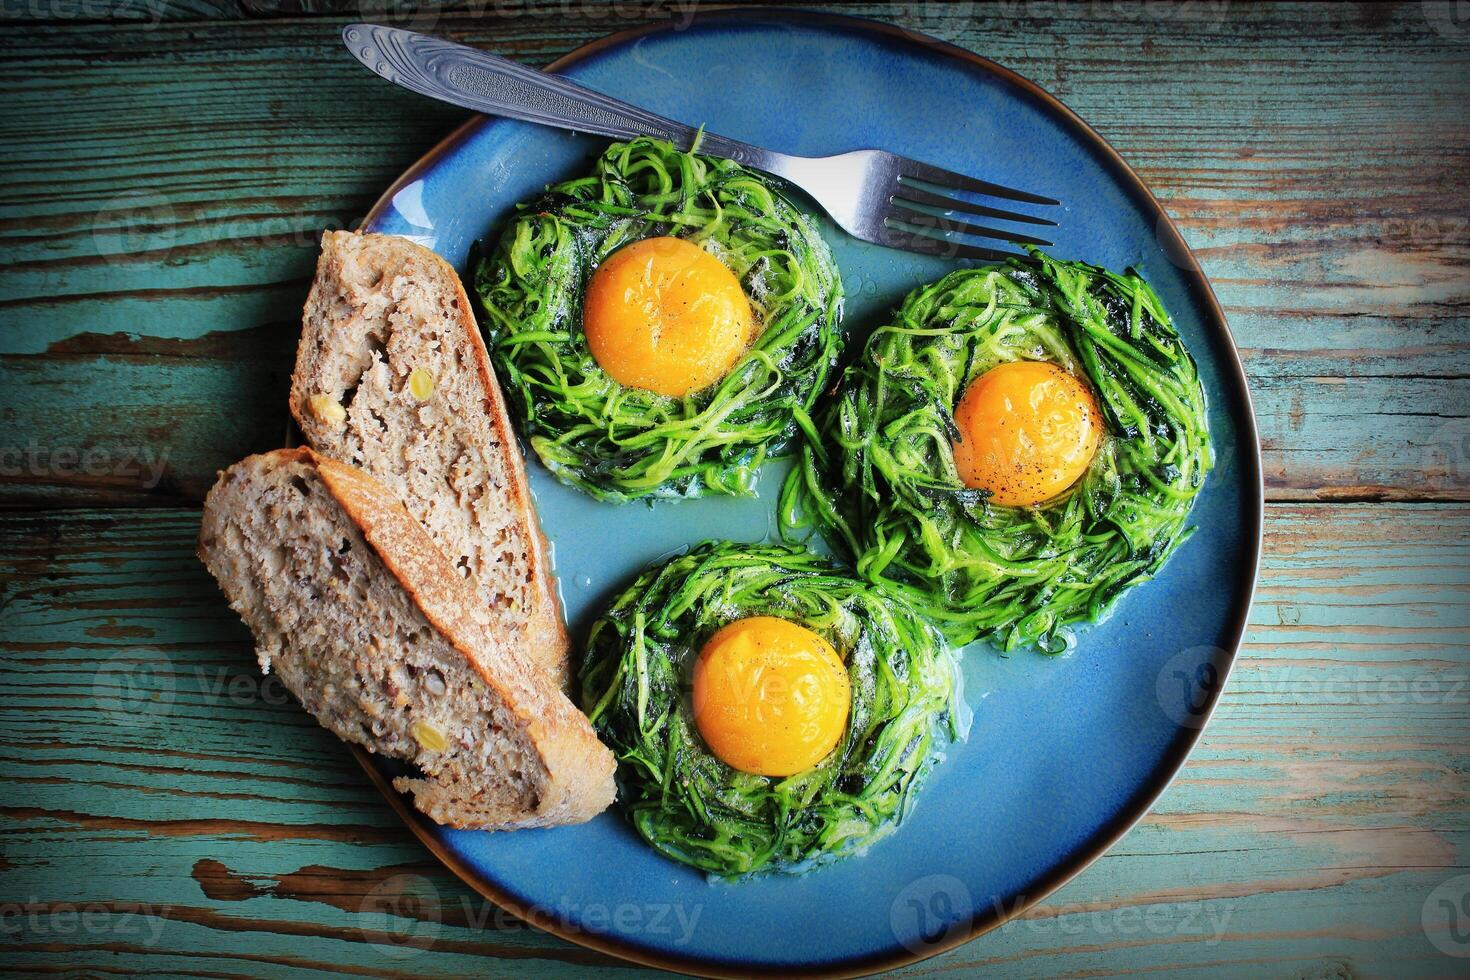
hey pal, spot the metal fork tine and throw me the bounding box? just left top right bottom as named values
left=888, top=208, right=1054, bottom=248
left=890, top=186, right=1058, bottom=227
left=878, top=222, right=1018, bottom=262
left=898, top=163, right=1059, bottom=207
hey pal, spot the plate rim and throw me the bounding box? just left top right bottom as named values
left=353, top=9, right=1265, bottom=978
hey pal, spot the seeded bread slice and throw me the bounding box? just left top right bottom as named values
left=290, top=231, right=569, bottom=688
left=197, top=448, right=614, bottom=830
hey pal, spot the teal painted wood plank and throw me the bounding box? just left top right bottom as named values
left=2, top=502, right=1467, bottom=976
left=4, top=349, right=1463, bottom=507
left=1, top=4, right=1468, bottom=978
left=1, top=3, right=1468, bottom=505
left=0, top=348, right=290, bottom=505
left=1231, top=374, right=1467, bottom=501
left=0, top=0, right=235, bottom=22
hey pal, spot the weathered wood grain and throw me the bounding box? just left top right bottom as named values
left=2, top=4, right=1468, bottom=978
left=2, top=501, right=1466, bottom=976
left=1, top=2, right=1467, bottom=506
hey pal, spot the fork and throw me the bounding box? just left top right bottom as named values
left=344, top=24, right=1058, bottom=261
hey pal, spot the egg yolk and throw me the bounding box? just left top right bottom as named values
left=692, top=616, right=851, bottom=777
left=950, top=360, right=1103, bottom=507
left=583, top=236, right=756, bottom=397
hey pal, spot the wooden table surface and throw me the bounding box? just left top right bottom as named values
left=3, top=1, right=1468, bottom=976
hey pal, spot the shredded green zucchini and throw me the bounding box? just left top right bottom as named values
left=781, top=249, right=1213, bottom=653
left=474, top=137, right=843, bottom=501
left=580, top=541, right=962, bottom=877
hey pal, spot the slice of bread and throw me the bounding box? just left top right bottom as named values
left=198, top=447, right=613, bottom=830
left=290, top=231, right=569, bottom=689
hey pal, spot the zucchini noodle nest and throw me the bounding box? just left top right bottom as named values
left=782, top=249, right=1213, bottom=653
left=579, top=542, right=962, bottom=877
left=474, top=138, right=843, bottom=501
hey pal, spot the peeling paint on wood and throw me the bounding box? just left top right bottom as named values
left=1, top=503, right=1466, bottom=975
left=2, top=3, right=1468, bottom=977
left=0, top=2, right=1467, bottom=506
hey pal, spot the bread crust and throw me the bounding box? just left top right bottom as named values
left=290, top=231, right=570, bottom=687
left=198, top=448, right=613, bottom=829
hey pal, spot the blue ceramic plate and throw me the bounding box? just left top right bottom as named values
left=357, top=10, right=1261, bottom=976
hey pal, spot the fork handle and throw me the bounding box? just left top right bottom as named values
left=346, top=25, right=779, bottom=172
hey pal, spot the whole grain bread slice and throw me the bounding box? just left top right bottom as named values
left=197, top=447, right=613, bottom=830
left=290, top=231, right=569, bottom=688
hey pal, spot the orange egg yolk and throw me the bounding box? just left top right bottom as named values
left=950, top=360, right=1103, bottom=507
left=692, top=616, right=851, bottom=777
left=582, top=236, right=756, bottom=398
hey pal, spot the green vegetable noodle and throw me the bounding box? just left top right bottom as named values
left=580, top=542, right=963, bottom=877
left=782, top=249, right=1213, bottom=652
left=475, top=137, right=843, bottom=501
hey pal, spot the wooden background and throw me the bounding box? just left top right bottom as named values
left=2, top=1, right=1468, bottom=975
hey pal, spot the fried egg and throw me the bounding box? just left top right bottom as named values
left=951, top=360, right=1102, bottom=507
left=583, top=236, right=756, bottom=397
left=692, top=616, right=850, bottom=777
